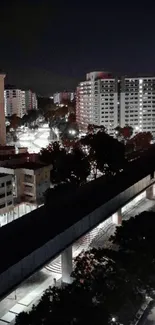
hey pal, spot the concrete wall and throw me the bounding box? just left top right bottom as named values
left=0, top=173, right=154, bottom=298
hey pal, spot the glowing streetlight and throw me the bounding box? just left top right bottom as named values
left=69, top=129, right=76, bottom=136
left=112, top=317, right=116, bottom=322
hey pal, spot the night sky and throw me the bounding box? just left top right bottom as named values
left=0, top=0, right=155, bottom=96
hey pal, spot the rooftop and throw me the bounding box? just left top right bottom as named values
left=0, top=153, right=29, bottom=161
left=0, top=173, right=11, bottom=178
left=0, top=146, right=15, bottom=150
left=3, top=161, right=50, bottom=170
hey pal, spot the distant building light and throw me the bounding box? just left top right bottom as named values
left=135, top=126, right=139, bottom=131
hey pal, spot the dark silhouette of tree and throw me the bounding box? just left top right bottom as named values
left=128, top=132, right=153, bottom=151
left=111, top=211, right=155, bottom=290
left=88, top=124, right=105, bottom=134
left=40, top=142, right=69, bottom=184
left=81, top=130, right=125, bottom=178
left=8, top=114, right=22, bottom=130
left=115, top=125, right=133, bottom=143
left=15, top=246, right=143, bottom=325
left=22, top=110, right=40, bottom=127
left=68, top=112, right=76, bottom=123
left=69, top=147, right=91, bottom=185
left=40, top=143, right=90, bottom=185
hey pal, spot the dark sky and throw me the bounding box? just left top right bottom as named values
left=0, top=0, right=155, bottom=96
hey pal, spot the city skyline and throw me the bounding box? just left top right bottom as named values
left=1, top=1, right=155, bottom=95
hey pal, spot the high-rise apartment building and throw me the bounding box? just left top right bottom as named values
left=0, top=74, right=6, bottom=145
left=25, top=90, right=38, bottom=111
left=4, top=88, right=38, bottom=118
left=53, top=91, right=75, bottom=105
left=0, top=162, right=52, bottom=205
left=76, top=71, right=118, bottom=135
left=4, top=89, right=26, bottom=118
left=76, top=72, right=155, bottom=136
left=120, top=77, right=155, bottom=135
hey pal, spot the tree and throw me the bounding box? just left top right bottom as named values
left=114, top=125, right=133, bottom=143
left=15, top=246, right=143, bottom=325
left=80, top=130, right=125, bottom=178
left=8, top=114, right=22, bottom=130
left=88, top=124, right=105, bottom=134
left=68, top=112, right=76, bottom=123
left=69, top=147, right=91, bottom=185
left=22, top=110, right=40, bottom=127
left=128, top=132, right=153, bottom=151
left=40, top=142, right=71, bottom=184
left=111, top=211, right=155, bottom=290
left=72, top=248, right=143, bottom=323
left=40, top=142, right=90, bottom=186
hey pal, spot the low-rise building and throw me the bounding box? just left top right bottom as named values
left=0, top=173, right=13, bottom=216
left=0, top=162, right=52, bottom=205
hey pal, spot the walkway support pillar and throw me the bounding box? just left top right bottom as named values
left=61, top=245, right=73, bottom=284
left=146, top=185, right=154, bottom=200
left=112, top=209, right=122, bottom=225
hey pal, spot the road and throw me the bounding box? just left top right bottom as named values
left=0, top=197, right=154, bottom=324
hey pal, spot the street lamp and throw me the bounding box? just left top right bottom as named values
left=69, top=129, right=76, bottom=136
left=112, top=318, right=116, bottom=322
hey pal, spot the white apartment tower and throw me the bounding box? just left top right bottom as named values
left=4, top=89, right=26, bottom=118
left=120, top=77, right=155, bottom=135
left=76, top=71, right=118, bottom=135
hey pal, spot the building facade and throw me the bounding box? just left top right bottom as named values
left=4, top=89, right=26, bottom=118
left=120, top=77, right=155, bottom=135
left=0, top=173, right=13, bottom=216
left=4, top=89, right=38, bottom=117
left=0, top=162, right=52, bottom=205
left=53, top=91, right=75, bottom=105
left=25, top=90, right=38, bottom=112
left=76, top=72, right=155, bottom=136
left=0, top=74, right=6, bottom=145
left=76, top=71, right=118, bottom=135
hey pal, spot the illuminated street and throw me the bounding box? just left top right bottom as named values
left=9, top=123, right=55, bottom=154
left=0, top=194, right=154, bottom=324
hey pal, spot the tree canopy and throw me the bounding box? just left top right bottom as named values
left=15, top=247, right=144, bottom=325
left=111, top=210, right=155, bottom=290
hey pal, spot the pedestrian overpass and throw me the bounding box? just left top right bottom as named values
left=0, top=152, right=155, bottom=298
